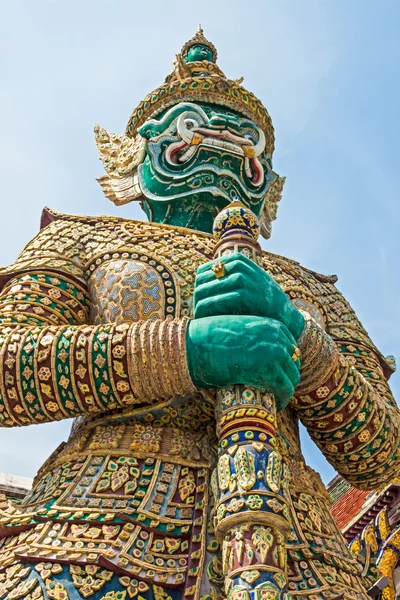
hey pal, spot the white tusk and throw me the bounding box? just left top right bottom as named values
left=178, top=145, right=197, bottom=162
left=177, top=113, right=195, bottom=145
left=252, top=127, right=266, bottom=157
left=244, top=158, right=252, bottom=178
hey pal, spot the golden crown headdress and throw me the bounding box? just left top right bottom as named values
left=124, top=28, right=275, bottom=157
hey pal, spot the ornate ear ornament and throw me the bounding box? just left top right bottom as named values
left=259, top=174, right=285, bottom=239
left=94, top=124, right=146, bottom=206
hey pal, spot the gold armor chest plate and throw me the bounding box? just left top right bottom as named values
left=88, top=259, right=172, bottom=325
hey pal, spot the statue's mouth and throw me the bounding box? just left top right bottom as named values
left=165, top=114, right=266, bottom=186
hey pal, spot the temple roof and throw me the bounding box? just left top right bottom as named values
left=331, top=486, right=371, bottom=531
left=329, top=475, right=400, bottom=541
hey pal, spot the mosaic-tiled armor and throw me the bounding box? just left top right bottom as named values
left=0, top=28, right=397, bottom=600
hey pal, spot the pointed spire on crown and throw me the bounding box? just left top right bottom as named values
left=180, top=25, right=218, bottom=63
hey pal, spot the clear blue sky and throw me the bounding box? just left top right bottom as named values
left=0, top=0, right=399, bottom=484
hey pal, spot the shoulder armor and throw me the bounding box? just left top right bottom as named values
left=262, top=252, right=394, bottom=379
left=0, top=208, right=95, bottom=290
left=0, top=207, right=217, bottom=292
left=39, top=206, right=126, bottom=228
left=303, top=267, right=338, bottom=284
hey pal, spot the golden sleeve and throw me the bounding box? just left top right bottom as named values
left=292, top=314, right=399, bottom=491
left=0, top=268, right=194, bottom=427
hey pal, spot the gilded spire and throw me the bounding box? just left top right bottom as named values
left=180, top=25, right=218, bottom=62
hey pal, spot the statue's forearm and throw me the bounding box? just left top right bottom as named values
left=293, top=317, right=399, bottom=490
left=0, top=319, right=194, bottom=427
left=0, top=272, right=195, bottom=427
left=0, top=318, right=195, bottom=427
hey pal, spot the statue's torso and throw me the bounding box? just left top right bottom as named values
left=0, top=214, right=372, bottom=599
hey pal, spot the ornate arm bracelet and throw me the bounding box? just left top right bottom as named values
left=295, top=315, right=340, bottom=395
left=0, top=316, right=196, bottom=428
left=129, top=317, right=196, bottom=403
left=293, top=315, right=400, bottom=489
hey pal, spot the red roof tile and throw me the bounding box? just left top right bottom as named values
left=331, top=487, right=370, bottom=530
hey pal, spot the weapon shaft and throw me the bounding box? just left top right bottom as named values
left=212, top=202, right=290, bottom=600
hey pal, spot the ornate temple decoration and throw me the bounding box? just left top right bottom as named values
left=346, top=507, right=400, bottom=599
left=0, top=26, right=397, bottom=600
left=328, top=474, right=400, bottom=599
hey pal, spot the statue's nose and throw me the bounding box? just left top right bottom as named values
left=209, top=113, right=240, bottom=133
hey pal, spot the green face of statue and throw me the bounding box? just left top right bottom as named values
left=137, top=102, right=275, bottom=232
left=186, top=44, right=214, bottom=63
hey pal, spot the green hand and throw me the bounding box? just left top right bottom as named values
left=186, top=315, right=300, bottom=411
left=194, top=253, right=305, bottom=340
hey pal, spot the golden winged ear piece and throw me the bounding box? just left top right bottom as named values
left=260, top=174, right=286, bottom=239
left=94, top=124, right=146, bottom=205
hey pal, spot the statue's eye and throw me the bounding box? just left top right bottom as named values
left=184, top=118, right=197, bottom=129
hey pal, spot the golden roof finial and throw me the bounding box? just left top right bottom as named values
left=180, top=26, right=218, bottom=62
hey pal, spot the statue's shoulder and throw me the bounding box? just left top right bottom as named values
left=261, top=249, right=338, bottom=289
left=262, top=249, right=339, bottom=329
left=0, top=207, right=124, bottom=288
left=38, top=207, right=216, bottom=240
left=38, top=206, right=127, bottom=232
left=262, top=250, right=395, bottom=378
left=0, top=209, right=215, bottom=289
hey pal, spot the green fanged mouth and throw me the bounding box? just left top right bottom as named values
left=164, top=112, right=266, bottom=186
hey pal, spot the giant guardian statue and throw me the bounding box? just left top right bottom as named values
left=0, top=28, right=397, bottom=600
